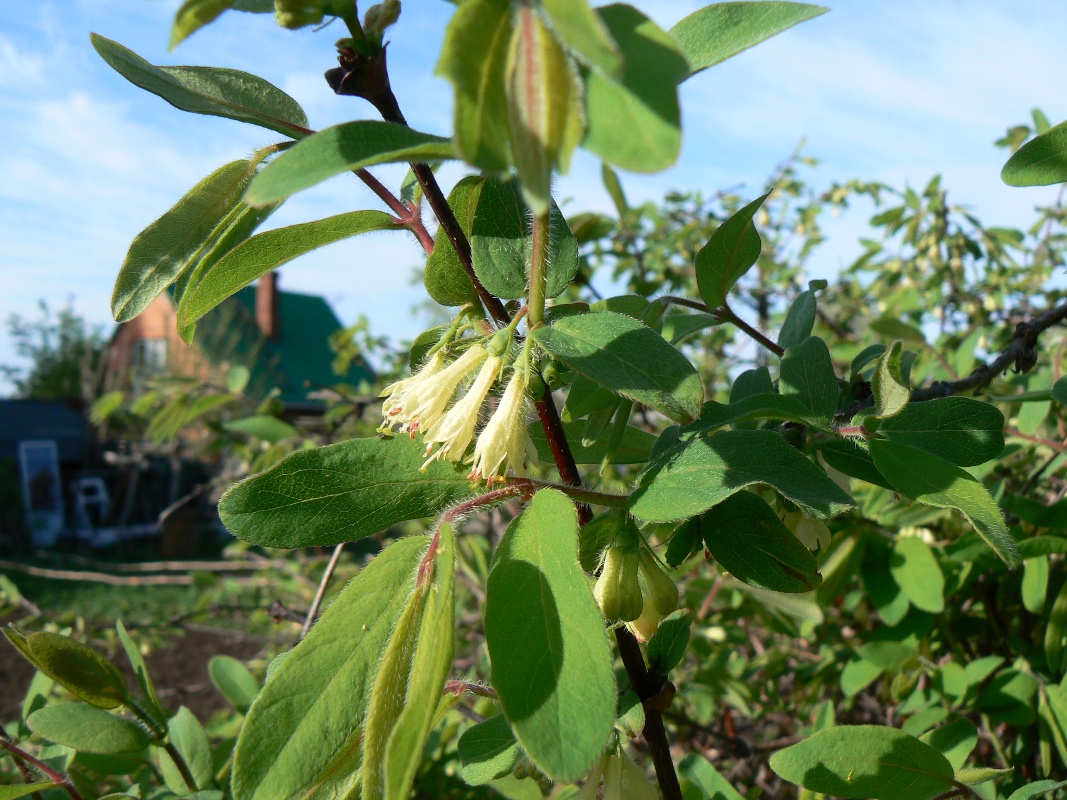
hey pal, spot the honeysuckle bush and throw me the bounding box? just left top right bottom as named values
left=6, top=3, right=1067, bottom=800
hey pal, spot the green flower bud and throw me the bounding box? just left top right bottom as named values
left=274, top=0, right=325, bottom=29
left=638, top=550, right=678, bottom=616
left=487, top=328, right=512, bottom=358
left=626, top=591, right=662, bottom=642
left=594, top=545, right=643, bottom=621
left=526, top=368, right=546, bottom=398
left=364, top=0, right=401, bottom=35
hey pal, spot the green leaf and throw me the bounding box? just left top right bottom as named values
left=631, top=429, right=855, bottom=523
left=1008, top=779, right=1067, bottom=800
left=459, top=715, right=521, bottom=785
left=702, top=492, right=822, bottom=592
left=841, top=658, right=883, bottom=698
left=3, top=628, right=127, bottom=709
left=977, top=670, right=1037, bottom=725
left=178, top=210, right=397, bottom=328
left=878, top=397, right=1005, bottom=467
left=821, top=440, right=895, bottom=491
left=436, top=0, right=512, bottom=173
left=869, top=439, right=1020, bottom=566
left=1023, top=556, right=1050, bottom=614
left=232, top=535, right=427, bottom=800
left=665, top=517, right=703, bottom=568
left=857, top=642, right=914, bottom=673
left=161, top=707, right=213, bottom=793
left=0, top=784, right=54, bottom=800
left=688, top=393, right=833, bottom=435
left=543, top=0, right=622, bottom=76
left=889, top=536, right=944, bottom=614
left=872, top=341, right=909, bottom=420
left=424, top=177, right=481, bottom=306
left=26, top=703, right=150, bottom=754
left=695, top=194, right=770, bottom=311
left=779, top=336, right=839, bottom=419
left=661, top=311, right=722, bottom=344
left=955, top=766, right=1012, bottom=786
left=116, top=621, right=164, bottom=721
left=678, top=752, right=745, bottom=800
left=245, top=122, right=455, bottom=206
left=1052, top=376, right=1067, bottom=406
left=919, top=719, right=977, bottom=771
left=485, top=489, right=616, bottom=781
left=869, top=317, right=926, bottom=346
left=670, top=2, right=827, bottom=77
left=1003, top=118, right=1067, bottom=186
left=582, top=4, right=689, bottom=172
left=646, top=610, right=691, bottom=674
left=218, top=436, right=480, bottom=548
left=769, top=725, right=956, bottom=800
left=170, top=0, right=273, bottom=49
left=362, top=524, right=455, bottom=800
left=470, top=178, right=578, bottom=299
left=224, top=415, right=300, bottom=444
left=578, top=509, right=626, bottom=572
left=778, top=290, right=817, bottom=350
left=530, top=420, right=654, bottom=465
left=208, top=655, right=260, bottom=714
left=532, top=311, right=703, bottom=423
left=111, top=160, right=254, bottom=322
left=91, top=35, right=308, bottom=138
left=1046, top=582, right=1067, bottom=675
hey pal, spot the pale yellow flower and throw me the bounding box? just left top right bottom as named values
left=421, top=353, right=502, bottom=466
left=468, top=367, right=537, bottom=484
left=577, top=752, right=658, bottom=800
left=379, top=351, right=445, bottom=432
left=382, top=345, right=487, bottom=436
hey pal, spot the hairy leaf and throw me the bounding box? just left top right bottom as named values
left=1002, top=118, right=1067, bottom=186
left=779, top=336, right=839, bottom=419
left=27, top=703, right=150, bottom=754
left=459, top=715, right=521, bottom=785
left=209, top=655, right=261, bottom=714
left=878, top=397, right=1005, bottom=467
left=424, top=177, right=481, bottom=306
left=3, top=629, right=127, bottom=709
left=695, top=193, right=770, bottom=311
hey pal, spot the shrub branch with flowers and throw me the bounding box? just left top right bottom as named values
left=7, top=2, right=1067, bottom=800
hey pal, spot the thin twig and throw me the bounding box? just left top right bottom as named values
left=0, top=739, right=84, bottom=800
left=660, top=296, right=784, bottom=356
left=301, top=543, right=346, bottom=639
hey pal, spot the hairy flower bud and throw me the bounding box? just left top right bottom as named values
left=364, top=0, right=400, bottom=36
left=638, top=550, right=679, bottom=616
left=594, top=545, right=643, bottom=621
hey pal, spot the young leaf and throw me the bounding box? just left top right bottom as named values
left=871, top=340, right=909, bottom=420
left=1002, top=118, right=1067, bottom=187
left=459, top=714, right=521, bottom=785
left=116, top=620, right=165, bottom=721
left=541, top=0, right=623, bottom=76
left=1008, top=779, right=1067, bottom=800
left=208, top=655, right=261, bottom=714
left=582, top=4, right=689, bottom=172
left=695, top=193, right=770, bottom=311
left=485, top=489, right=616, bottom=781
left=112, top=160, right=254, bottom=322
left=670, top=2, right=828, bottom=77
left=178, top=210, right=397, bottom=328
left=91, top=35, right=308, bottom=138
left=702, top=492, right=822, bottom=593
left=769, top=725, right=957, bottom=800
left=436, top=0, right=513, bottom=173
left=678, top=753, right=746, bottom=800
left=170, top=0, right=273, bottom=50
left=646, top=609, right=691, bottom=674
left=470, top=178, right=579, bottom=299
left=245, top=122, right=455, bottom=206
left=224, top=415, right=300, bottom=444
left=779, top=336, right=839, bottom=419
left=3, top=628, right=127, bottom=709
left=232, top=535, right=427, bottom=800
left=889, top=536, right=944, bottom=614
left=878, top=397, right=1005, bottom=467
left=218, top=436, right=480, bottom=548
left=631, top=429, right=855, bottom=523
left=955, top=766, right=1012, bottom=786
left=27, top=703, right=150, bottom=754
left=869, top=439, right=1020, bottom=566
left=0, top=785, right=54, bottom=800
left=531, top=311, right=704, bottom=423
left=424, top=177, right=481, bottom=306
left=778, top=289, right=817, bottom=350
left=1023, top=556, right=1050, bottom=614
left=362, top=523, right=456, bottom=800
left=161, top=707, right=213, bottom=793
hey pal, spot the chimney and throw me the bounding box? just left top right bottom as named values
left=256, top=271, right=280, bottom=340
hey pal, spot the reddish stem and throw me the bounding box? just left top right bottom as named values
left=0, top=739, right=85, bottom=800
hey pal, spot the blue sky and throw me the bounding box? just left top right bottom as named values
left=1, top=0, right=1065, bottom=392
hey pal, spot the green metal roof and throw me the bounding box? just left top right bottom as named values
left=194, top=287, right=374, bottom=404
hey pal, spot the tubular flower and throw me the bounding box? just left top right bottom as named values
left=421, top=353, right=502, bottom=467
left=576, top=752, right=658, bottom=800
left=380, top=345, right=487, bottom=436
left=468, top=367, right=538, bottom=484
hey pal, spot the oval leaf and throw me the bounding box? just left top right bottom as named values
left=485, top=489, right=616, bottom=781
left=27, top=703, right=150, bottom=754
left=208, top=655, right=260, bottom=714
left=3, top=628, right=127, bottom=709
left=695, top=193, right=770, bottom=311
left=532, top=311, right=703, bottom=423
left=770, top=725, right=956, bottom=800
left=91, top=35, right=308, bottom=138
left=232, top=535, right=428, bottom=800
left=218, top=436, right=481, bottom=548
left=245, top=121, right=455, bottom=206
left=425, top=177, right=481, bottom=306
left=878, top=397, right=1005, bottom=467
left=1003, top=118, right=1067, bottom=187
left=889, top=536, right=944, bottom=614
left=459, top=714, right=520, bottom=785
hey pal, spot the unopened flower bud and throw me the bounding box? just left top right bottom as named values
left=364, top=0, right=400, bottom=35
left=626, top=592, right=662, bottom=642
left=794, top=516, right=831, bottom=551
left=638, top=550, right=678, bottom=615
left=594, top=545, right=642, bottom=621
left=274, top=0, right=325, bottom=29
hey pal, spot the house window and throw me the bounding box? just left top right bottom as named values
left=132, top=338, right=168, bottom=375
